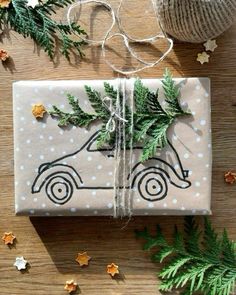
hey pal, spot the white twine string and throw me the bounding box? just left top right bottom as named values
left=112, top=78, right=121, bottom=218
left=102, top=96, right=128, bottom=133
left=66, top=0, right=173, bottom=75
left=104, top=78, right=134, bottom=218
left=127, top=78, right=135, bottom=217
left=121, top=78, right=126, bottom=217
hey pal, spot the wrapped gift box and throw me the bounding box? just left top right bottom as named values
left=13, top=78, right=212, bottom=216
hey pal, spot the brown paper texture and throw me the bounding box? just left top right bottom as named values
left=13, top=78, right=212, bottom=216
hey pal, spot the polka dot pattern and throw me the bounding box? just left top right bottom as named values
left=13, top=78, right=212, bottom=216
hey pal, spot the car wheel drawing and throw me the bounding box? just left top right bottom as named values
left=31, top=131, right=191, bottom=205
left=45, top=173, right=74, bottom=205
left=134, top=168, right=168, bottom=201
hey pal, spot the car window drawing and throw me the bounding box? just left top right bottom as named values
left=31, top=131, right=191, bottom=205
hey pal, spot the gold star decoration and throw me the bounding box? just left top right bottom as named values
left=75, top=252, right=91, bottom=267
left=0, top=49, right=9, bottom=61
left=224, top=171, right=236, bottom=184
left=107, top=263, right=119, bottom=277
left=32, top=104, right=47, bottom=119
left=64, top=280, right=78, bottom=294
left=0, top=0, right=11, bottom=8
left=197, top=52, right=210, bottom=65
left=204, top=39, right=218, bottom=52
left=2, top=232, right=16, bottom=245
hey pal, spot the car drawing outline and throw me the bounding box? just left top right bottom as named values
left=31, top=131, right=191, bottom=205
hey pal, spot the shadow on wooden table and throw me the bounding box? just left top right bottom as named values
left=30, top=216, right=186, bottom=275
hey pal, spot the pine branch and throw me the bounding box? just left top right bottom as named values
left=49, top=94, right=97, bottom=127
left=50, top=69, right=191, bottom=162
left=85, top=85, right=110, bottom=120
left=3, top=0, right=87, bottom=60
left=133, top=72, right=190, bottom=161
left=136, top=217, right=236, bottom=295
left=162, top=68, right=191, bottom=117
left=140, top=118, right=171, bottom=162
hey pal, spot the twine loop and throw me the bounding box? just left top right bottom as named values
left=66, top=0, right=173, bottom=75
left=102, top=96, right=128, bottom=133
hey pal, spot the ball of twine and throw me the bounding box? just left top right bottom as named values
left=156, top=0, right=236, bottom=43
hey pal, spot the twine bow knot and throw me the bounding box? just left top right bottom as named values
left=102, top=96, right=128, bottom=133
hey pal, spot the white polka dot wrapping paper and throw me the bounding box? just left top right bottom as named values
left=13, top=78, right=212, bottom=216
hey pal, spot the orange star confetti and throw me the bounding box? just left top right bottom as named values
left=224, top=171, right=236, bottom=184
left=0, top=0, right=11, bottom=8
left=75, top=252, right=91, bottom=266
left=32, top=104, right=47, bottom=119
left=0, top=49, right=9, bottom=61
left=107, top=263, right=119, bottom=277
left=64, top=280, right=77, bottom=294
left=2, top=232, right=16, bottom=245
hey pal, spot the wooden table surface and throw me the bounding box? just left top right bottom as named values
left=1, top=2, right=236, bottom=294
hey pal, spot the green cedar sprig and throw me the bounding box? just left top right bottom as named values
left=50, top=69, right=190, bottom=161
left=49, top=94, right=97, bottom=127
left=0, top=0, right=87, bottom=59
left=133, top=68, right=190, bottom=161
left=135, top=217, right=236, bottom=295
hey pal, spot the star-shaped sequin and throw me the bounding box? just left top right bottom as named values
left=197, top=52, right=210, bottom=65
left=2, top=232, right=16, bottom=245
left=64, top=280, right=78, bottom=294
left=14, top=256, right=28, bottom=271
left=204, top=39, right=217, bottom=52
left=27, top=0, right=39, bottom=8
left=75, top=252, right=91, bottom=266
left=107, top=263, right=119, bottom=277
left=32, top=103, right=47, bottom=118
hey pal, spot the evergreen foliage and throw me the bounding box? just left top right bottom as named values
left=135, top=217, right=236, bottom=295
left=50, top=69, right=190, bottom=161
left=0, top=0, right=86, bottom=59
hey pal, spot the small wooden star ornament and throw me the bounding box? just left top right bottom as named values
left=75, top=252, right=91, bottom=266
left=224, top=171, right=236, bottom=184
left=197, top=52, right=210, bottom=65
left=0, top=49, right=9, bottom=61
left=2, top=232, right=16, bottom=245
left=14, top=256, right=28, bottom=271
left=32, top=104, right=47, bottom=118
left=64, top=280, right=78, bottom=294
left=204, top=39, right=218, bottom=52
left=27, top=0, right=39, bottom=8
left=107, top=263, right=119, bottom=277
left=0, top=0, right=11, bottom=8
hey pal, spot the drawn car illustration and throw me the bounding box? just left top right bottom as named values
left=32, top=131, right=191, bottom=205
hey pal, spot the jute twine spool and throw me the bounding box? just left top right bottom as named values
left=156, top=0, right=236, bottom=43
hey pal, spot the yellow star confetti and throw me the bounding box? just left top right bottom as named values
left=75, top=252, right=91, bottom=266
left=197, top=52, right=210, bottom=65
left=32, top=104, right=47, bottom=119
left=204, top=39, right=218, bottom=52
left=107, top=263, right=119, bottom=277
left=2, top=232, right=16, bottom=245
left=64, top=280, right=78, bottom=294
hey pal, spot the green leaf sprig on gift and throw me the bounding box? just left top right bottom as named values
left=50, top=69, right=191, bottom=161
left=135, top=217, right=236, bottom=295
left=0, top=0, right=87, bottom=59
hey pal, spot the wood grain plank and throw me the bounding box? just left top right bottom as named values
left=0, top=2, right=236, bottom=294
